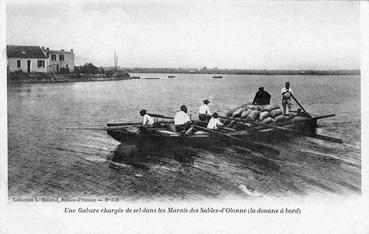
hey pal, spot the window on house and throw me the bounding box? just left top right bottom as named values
left=37, top=60, right=45, bottom=68
left=59, top=55, right=64, bottom=61
left=51, top=54, right=56, bottom=61
left=17, top=60, right=21, bottom=68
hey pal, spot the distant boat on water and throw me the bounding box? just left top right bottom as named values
left=168, top=75, right=175, bottom=78
left=131, top=76, right=140, bottom=79
left=212, top=76, right=223, bottom=79
left=144, top=77, right=160, bottom=80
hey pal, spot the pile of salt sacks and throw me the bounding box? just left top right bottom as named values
left=224, top=103, right=285, bottom=130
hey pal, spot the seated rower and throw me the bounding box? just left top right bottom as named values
left=198, top=99, right=211, bottom=121
left=207, top=112, right=223, bottom=130
left=139, top=109, right=155, bottom=127
left=174, top=105, right=192, bottom=132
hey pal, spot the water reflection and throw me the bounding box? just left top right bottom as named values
left=107, top=144, right=198, bottom=170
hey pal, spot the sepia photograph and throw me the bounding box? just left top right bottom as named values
left=1, top=0, right=368, bottom=233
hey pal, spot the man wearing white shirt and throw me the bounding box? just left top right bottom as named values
left=198, top=99, right=211, bottom=121
left=207, top=113, right=223, bottom=130
left=281, top=82, right=293, bottom=117
left=139, top=109, right=155, bottom=126
left=174, top=105, right=192, bottom=132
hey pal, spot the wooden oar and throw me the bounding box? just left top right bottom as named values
left=66, top=127, right=109, bottom=130
left=192, top=124, right=280, bottom=155
left=309, top=133, right=343, bottom=144
left=67, top=125, right=140, bottom=130
left=218, top=115, right=343, bottom=144
left=107, top=120, right=173, bottom=127
left=148, top=113, right=174, bottom=120
left=289, top=112, right=335, bottom=120
left=106, top=122, right=142, bottom=127
left=312, top=114, right=335, bottom=120
left=219, top=126, right=237, bottom=132
left=67, top=125, right=139, bottom=130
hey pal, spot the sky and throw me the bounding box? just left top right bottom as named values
left=6, top=0, right=360, bottom=69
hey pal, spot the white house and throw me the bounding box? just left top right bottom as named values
left=7, top=45, right=48, bottom=73
left=44, top=48, right=75, bottom=73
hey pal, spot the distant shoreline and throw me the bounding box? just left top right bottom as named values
left=7, top=71, right=134, bottom=85
left=8, top=77, right=136, bottom=85
left=7, top=69, right=360, bottom=85
left=127, top=69, right=360, bottom=76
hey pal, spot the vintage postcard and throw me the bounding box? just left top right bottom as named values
left=1, top=0, right=368, bottom=233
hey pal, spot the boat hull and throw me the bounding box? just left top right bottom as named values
left=107, top=117, right=317, bottom=152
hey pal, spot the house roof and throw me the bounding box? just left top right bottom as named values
left=49, top=50, right=73, bottom=55
left=7, top=45, right=47, bottom=59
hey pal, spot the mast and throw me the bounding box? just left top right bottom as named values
left=114, top=51, right=118, bottom=71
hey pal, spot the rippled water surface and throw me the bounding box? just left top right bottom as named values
left=8, top=74, right=361, bottom=200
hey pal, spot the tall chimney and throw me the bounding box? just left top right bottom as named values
left=71, top=49, right=73, bottom=53
left=46, top=48, right=49, bottom=57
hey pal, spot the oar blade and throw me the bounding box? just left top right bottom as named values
left=312, top=114, right=335, bottom=120
left=148, top=113, right=174, bottom=119
left=107, top=122, right=141, bottom=127
left=310, top=134, right=343, bottom=144
left=66, top=127, right=108, bottom=130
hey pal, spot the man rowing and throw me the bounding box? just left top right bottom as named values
left=139, top=109, right=155, bottom=126
left=207, top=113, right=223, bottom=130
left=174, top=105, right=192, bottom=132
left=198, top=99, right=211, bottom=121
left=252, top=87, right=271, bottom=105
left=281, top=82, right=293, bottom=117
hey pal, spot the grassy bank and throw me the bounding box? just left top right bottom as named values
left=7, top=71, right=133, bottom=84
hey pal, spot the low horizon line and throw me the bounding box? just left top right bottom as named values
left=100, top=66, right=360, bottom=71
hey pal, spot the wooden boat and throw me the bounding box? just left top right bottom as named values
left=212, top=76, right=223, bottom=79
left=105, top=112, right=340, bottom=156
left=107, top=122, right=215, bottom=150
left=144, top=77, right=160, bottom=80
left=168, top=75, right=175, bottom=78
left=105, top=91, right=341, bottom=155
left=108, top=115, right=310, bottom=144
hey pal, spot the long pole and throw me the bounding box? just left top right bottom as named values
left=114, top=51, right=118, bottom=71
left=290, top=93, right=311, bottom=118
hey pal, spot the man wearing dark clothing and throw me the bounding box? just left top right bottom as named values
left=252, top=87, right=271, bottom=105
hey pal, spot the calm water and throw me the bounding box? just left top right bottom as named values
left=8, top=74, right=361, bottom=200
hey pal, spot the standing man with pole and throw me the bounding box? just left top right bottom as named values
left=281, top=82, right=293, bottom=117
